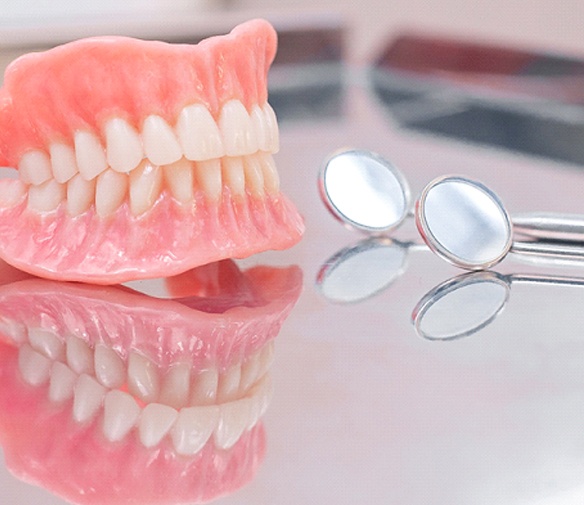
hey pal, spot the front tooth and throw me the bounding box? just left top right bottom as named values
left=247, top=374, right=273, bottom=429
left=195, top=159, right=222, bottom=201
left=18, top=343, right=51, bottom=386
left=215, top=398, right=252, bottom=450
left=74, top=130, right=108, bottom=180
left=219, top=100, right=258, bottom=156
left=73, top=374, right=106, bottom=423
left=176, top=104, right=224, bottom=160
left=95, top=169, right=128, bottom=216
left=217, top=363, right=241, bottom=403
left=222, top=157, right=245, bottom=197
left=18, top=149, right=53, bottom=185
left=67, top=173, right=96, bottom=216
left=27, top=179, right=66, bottom=212
left=50, top=143, right=78, bottom=183
left=258, top=341, right=275, bottom=378
left=250, top=105, right=269, bottom=153
left=28, top=327, right=65, bottom=361
left=170, top=405, right=219, bottom=455
left=128, top=352, right=160, bottom=403
left=0, top=318, right=27, bottom=344
left=105, top=117, right=144, bottom=173
left=94, top=344, right=125, bottom=388
left=66, top=335, right=94, bottom=375
left=239, top=349, right=262, bottom=393
left=159, top=363, right=191, bottom=410
left=190, top=368, right=218, bottom=405
left=259, top=152, right=280, bottom=195
left=129, top=160, right=163, bottom=216
left=142, top=115, right=182, bottom=166
left=103, top=390, right=141, bottom=442
left=49, top=361, right=77, bottom=403
left=243, top=155, right=264, bottom=197
left=139, top=403, right=178, bottom=448
left=163, top=158, right=194, bottom=205
left=263, top=103, right=279, bottom=153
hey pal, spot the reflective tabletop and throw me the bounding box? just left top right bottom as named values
left=4, top=37, right=584, bottom=505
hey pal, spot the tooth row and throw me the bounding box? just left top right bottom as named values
left=24, top=152, right=280, bottom=216
left=18, top=342, right=273, bottom=454
left=18, top=100, right=279, bottom=187
left=19, top=325, right=274, bottom=408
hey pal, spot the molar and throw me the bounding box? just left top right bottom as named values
left=50, top=143, right=79, bottom=183
left=74, top=130, right=108, bottom=180
left=142, top=115, right=182, bottom=166
left=18, top=149, right=53, bottom=185
left=259, top=152, right=280, bottom=194
left=27, top=179, right=66, bottom=212
left=219, top=100, right=258, bottom=156
left=0, top=180, right=26, bottom=208
left=105, top=117, right=144, bottom=173
left=176, top=104, right=224, bottom=161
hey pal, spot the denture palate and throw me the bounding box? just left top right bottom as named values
left=16, top=323, right=275, bottom=455
left=18, top=99, right=280, bottom=217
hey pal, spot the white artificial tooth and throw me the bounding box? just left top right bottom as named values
left=0, top=318, right=27, bottom=344
left=27, top=179, right=66, bottom=212
left=95, top=169, right=128, bottom=217
left=49, top=361, right=77, bottom=403
left=129, top=160, right=163, bottom=216
left=259, top=152, right=280, bottom=194
left=18, top=149, right=52, bottom=185
left=94, top=344, right=125, bottom=389
left=159, top=363, right=191, bottom=410
left=105, top=117, right=144, bottom=173
left=247, top=374, right=273, bottom=429
left=221, top=157, right=245, bottom=197
left=258, top=341, right=275, bottom=378
left=28, top=327, right=65, bottom=361
left=18, top=343, right=51, bottom=386
left=0, top=180, right=26, bottom=208
left=66, top=173, right=96, bottom=216
left=139, top=403, right=178, bottom=448
left=103, top=390, right=141, bottom=442
left=142, top=115, right=182, bottom=166
left=163, top=158, right=194, bottom=205
left=217, top=363, right=241, bottom=403
left=215, top=398, right=252, bottom=450
left=176, top=104, right=224, bottom=161
left=128, top=352, right=160, bottom=403
left=74, top=130, right=108, bottom=180
left=50, top=143, right=78, bottom=183
left=195, top=159, right=222, bottom=201
left=190, top=368, right=218, bottom=405
left=243, top=155, right=264, bottom=197
left=263, top=103, right=280, bottom=153
left=239, top=349, right=262, bottom=393
left=219, top=100, right=258, bottom=156
left=170, top=405, right=219, bottom=455
left=73, top=373, right=106, bottom=423
left=250, top=104, right=269, bottom=153
left=66, top=335, right=94, bottom=375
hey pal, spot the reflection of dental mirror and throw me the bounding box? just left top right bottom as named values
left=317, top=237, right=421, bottom=303
left=319, top=149, right=411, bottom=233
left=413, top=270, right=584, bottom=341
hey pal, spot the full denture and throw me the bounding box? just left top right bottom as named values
left=0, top=259, right=302, bottom=503
left=0, top=19, right=304, bottom=283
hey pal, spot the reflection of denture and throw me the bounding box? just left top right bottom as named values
left=0, top=260, right=302, bottom=504
left=0, top=19, right=304, bottom=284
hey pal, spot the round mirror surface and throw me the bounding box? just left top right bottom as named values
left=317, top=238, right=408, bottom=303
left=413, top=272, right=509, bottom=340
left=417, top=176, right=512, bottom=269
left=320, top=149, right=410, bottom=233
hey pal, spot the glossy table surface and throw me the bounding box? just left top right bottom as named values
left=3, top=43, right=584, bottom=505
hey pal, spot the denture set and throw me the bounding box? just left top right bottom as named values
left=0, top=19, right=304, bottom=504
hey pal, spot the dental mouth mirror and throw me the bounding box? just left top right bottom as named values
left=319, top=149, right=411, bottom=234
left=413, top=270, right=584, bottom=341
